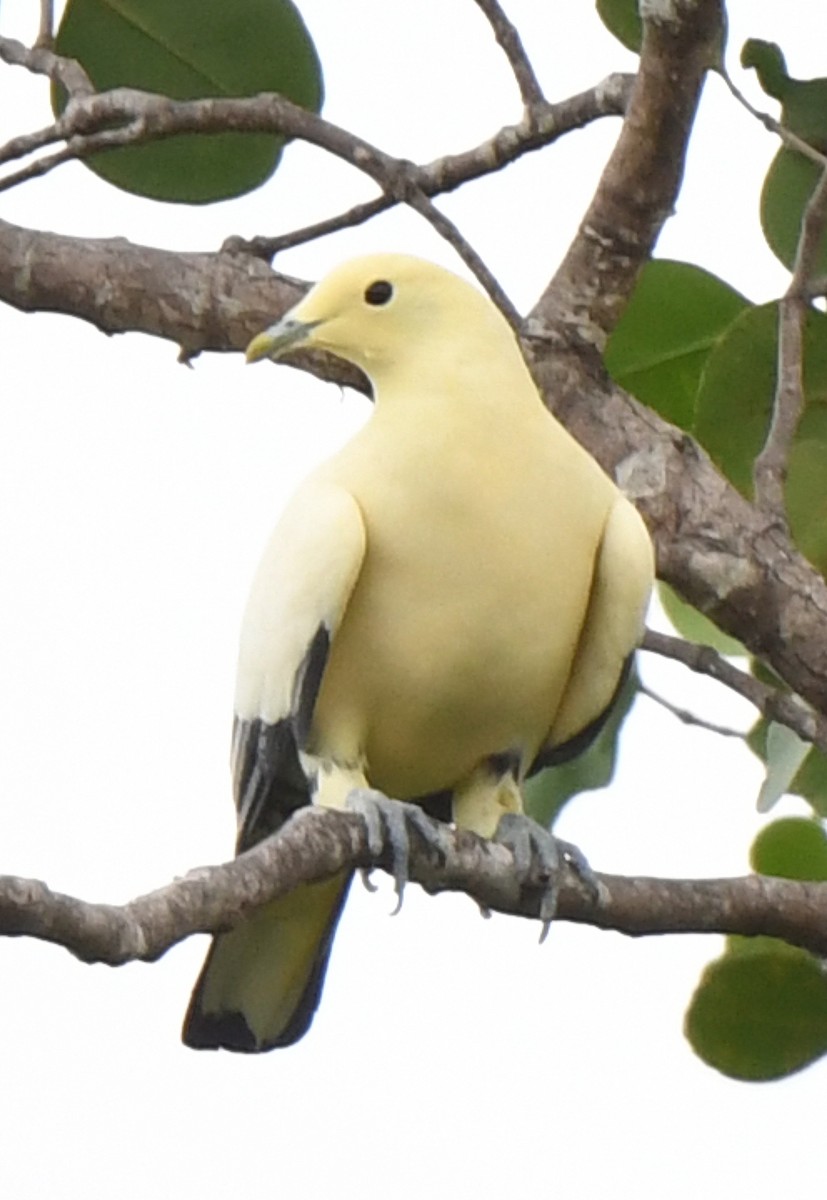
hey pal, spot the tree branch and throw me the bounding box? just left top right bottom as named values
left=0, top=73, right=631, bottom=242
left=471, top=0, right=545, bottom=107
left=533, top=0, right=724, bottom=350
left=0, top=33, right=93, bottom=96
left=398, top=187, right=523, bottom=330
left=3, top=807, right=827, bottom=964
left=638, top=681, right=746, bottom=741
left=36, top=0, right=55, bottom=49
left=753, top=164, right=827, bottom=521
left=643, top=630, right=827, bottom=752
left=721, top=65, right=827, bottom=171
left=0, top=79, right=626, bottom=323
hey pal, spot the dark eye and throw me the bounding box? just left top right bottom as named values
left=364, top=280, right=394, bottom=306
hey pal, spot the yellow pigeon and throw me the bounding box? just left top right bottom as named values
left=183, top=254, right=654, bottom=1052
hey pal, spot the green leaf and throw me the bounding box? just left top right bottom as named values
left=693, top=303, right=776, bottom=494
left=760, top=151, right=827, bottom=276
left=595, top=0, right=641, bottom=53
left=604, top=260, right=749, bottom=430
left=694, top=302, right=827, bottom=575
left=751, top=817, right=827, bottom=881
left=786, top=742, right=827, bottom=818
left=53, top=0, right=323, bottom=204
left=786, top=436, right=827, bottom=575
left=742, top=40, right=827, bottom=272
left=740, top=40, right=791, bottom=103
left=686, top=945, right=827, bottom=1081
left=757, top=721, right=812, bottom=813
left=524, top=671, right=638, bottom=827
left=658, top=581, right=746, bottom=656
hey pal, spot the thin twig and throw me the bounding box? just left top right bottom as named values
left=753, top=163, right=827, bottom=520
left=223, top=196, right=393, bottom=260
left=403, top=189, right=523, bottom=330
left=0, top=34, right=92, bottom=96
left=638, top=681, right=746, bottom=740
left=36, top=0, right=55, bottom=48
left=230, top=77, right=632, bottom=261
left=642, top=629, right=827, bottom=755
left=472, top=0, right=545, bottom=106
left=720, top=66, right=827, bottom=169
left=0, top=75, right=632, bottom=224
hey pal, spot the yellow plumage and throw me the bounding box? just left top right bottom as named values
left=183, top=254, right=654, bottom=1052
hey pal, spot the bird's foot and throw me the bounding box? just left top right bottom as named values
left=494, top=813, right=600, bottom=942
left=347, top=788, right=452, bottom=913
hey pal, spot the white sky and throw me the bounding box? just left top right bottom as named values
left=0, top=2, right=824, bottom=1198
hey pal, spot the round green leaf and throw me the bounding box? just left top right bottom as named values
left=751, top=817, right=827, bottom=881
left=604, top=260, right=748, bottom=431
left=53, top=0, right=323, bottom=204
left=761, top=150, right=827, bottom=275
left=686, top=946, right=827, bottom=1081
left=595, top=0, right=641, bottom=53
left=694, top=302, right=827, bottom=574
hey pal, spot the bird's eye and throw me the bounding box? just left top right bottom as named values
left=364, top=280, right=394, bottom=306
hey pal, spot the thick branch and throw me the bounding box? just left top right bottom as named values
left=0, top=219, right=364, bottom=383
left=3, top=807, right=827, bottom=964
left=534, top=0, right=724, bottom=349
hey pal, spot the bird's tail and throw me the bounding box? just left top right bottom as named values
left=182, top=870, right=353, bottom=1052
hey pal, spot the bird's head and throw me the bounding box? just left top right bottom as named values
left=245, top=253, right=511, bottom=382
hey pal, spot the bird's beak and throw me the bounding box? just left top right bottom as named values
left=245, top=317, right=323, bottom=363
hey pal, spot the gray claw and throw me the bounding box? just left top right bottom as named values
left=555, top=837, right=601, bottom=903
left=347, top=788, right=450, bottom=913
left=494, top=813, right=596, bottom=942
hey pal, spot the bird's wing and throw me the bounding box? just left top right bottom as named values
left=534, top=493, right=654, bottom=768
left=182, top=480, right=366, bottom=1052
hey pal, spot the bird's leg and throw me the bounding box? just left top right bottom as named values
left=494, top=812, right=601, bottom=941
left=452, top=761, right=599, bottom=939
left=346, top=788, right=452, bottom=913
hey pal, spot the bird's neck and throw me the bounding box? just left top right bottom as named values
left=369, top=339, right=545, bottom=427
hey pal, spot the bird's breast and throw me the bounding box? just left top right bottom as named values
left=310, top=424, right=612, bottom=798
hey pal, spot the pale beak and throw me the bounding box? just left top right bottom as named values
left=245, top=317, right=322, bottom=363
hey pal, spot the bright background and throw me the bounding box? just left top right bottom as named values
left=0, top=2, right=822, bottom=1197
